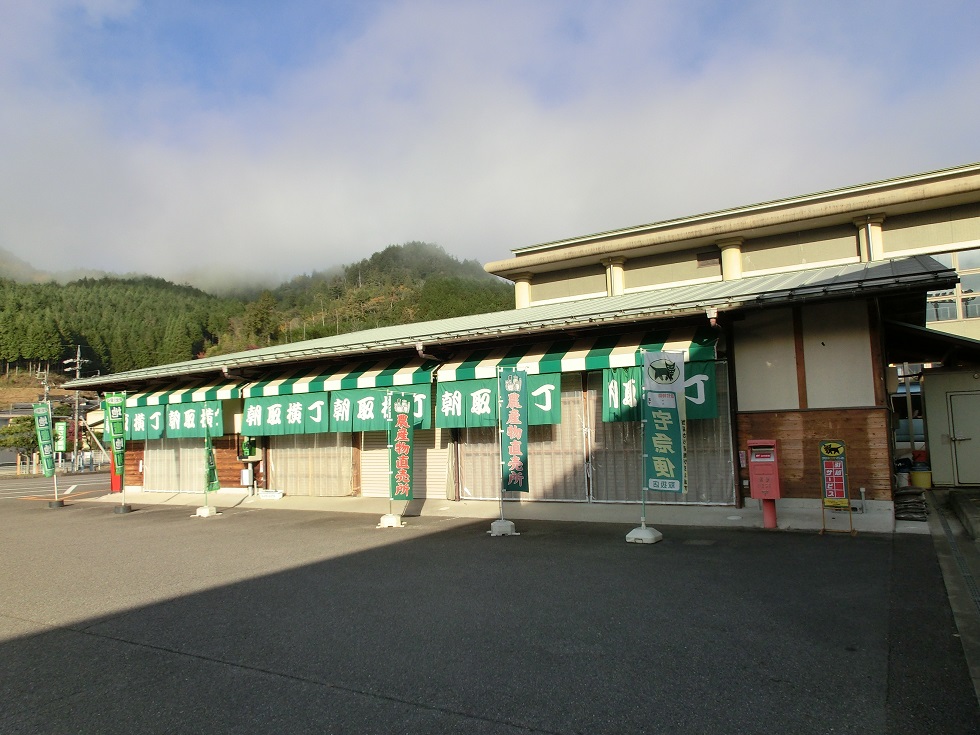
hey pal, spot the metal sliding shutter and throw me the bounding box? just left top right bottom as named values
left=459, top=374, right=588, bottom=501
left=360, top=431, right=390, bottom=497
left=268, top=433, right=353, bottom=497
left=415, top=428, right=450, bottom=499
left=359, top=429, right=450, bottom=498
left=525, top=373, right=588, bottom=501
left=588, top=362, right=736, bottom=504
left=459, top=427, right=498, bottom=500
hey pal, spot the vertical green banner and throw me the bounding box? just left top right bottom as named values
left=498, top=368, right=529, bottom=493
left=204, top=427, right=220, bottom=492
left=54, top=421, right=68, bottom=452
left=527, top=373, right=561, bottom=425
left=603, top=366, right=642, bottom=422
left=104, top=393, right=126, bottom=476
left=642, top=351, right=687, bottom=494
left=388, top=393, right=414, bottom=500
left=641, top=391, right=685, bottom=493
left=32, top=403, right=56, bottom=478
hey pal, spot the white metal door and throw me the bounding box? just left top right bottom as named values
left=949, top=392, right=980, bottom=484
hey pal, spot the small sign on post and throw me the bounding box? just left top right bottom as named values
left=820, top=440, right=855, bottom=535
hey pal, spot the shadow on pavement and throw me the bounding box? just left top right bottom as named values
left=0, top=502, right=977, bottom=734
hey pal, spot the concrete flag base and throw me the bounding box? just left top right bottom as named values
left=378, top=513, right=404, bottom=528
left=488, top=519, right=519, bottom=536
left=626, top=525, right=663, bottom=544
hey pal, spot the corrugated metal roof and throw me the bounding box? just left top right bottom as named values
left=66, top=256, right=955, bottom=391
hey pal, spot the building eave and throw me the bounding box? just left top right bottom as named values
left=485, top=161, right=980, bottom=279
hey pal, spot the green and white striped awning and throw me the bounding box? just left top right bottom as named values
left=435, top=327, right=717, bottom=382
left=242, top=356, right=439, bottom=398
left=126, top=377, right=244, bottom=407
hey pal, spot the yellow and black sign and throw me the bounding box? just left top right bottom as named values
left=819, top=440, right=849, bottom=509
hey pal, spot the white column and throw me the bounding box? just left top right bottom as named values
left=602, top=257, right=627, bottom=296
left=718, top=238, right=743, bottom=280
left=513, top=273, right=533, bottom=309
left=853, top=215, right=885, bottom=262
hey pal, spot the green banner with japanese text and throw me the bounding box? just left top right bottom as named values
left=499, top=368, right=529, bottom=493
left=388, top=393, right=416, bottom=500
left=104, top=393, right=126, bottom=476
left=125, top=406, right=165, bottom=440
left=164, top=401, right=224, bottom=438
left=32, top=403, right=56, bottom=478
left=604, top=361, right=718, bottom=421
left=642, top=352, right=686, bottom=493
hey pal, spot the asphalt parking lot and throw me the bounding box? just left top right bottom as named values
left=1, top=496, right=978, bottom=734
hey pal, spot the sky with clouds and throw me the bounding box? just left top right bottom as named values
left=2, top=0, right=979, bottom=288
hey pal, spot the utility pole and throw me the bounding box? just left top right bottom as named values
left=64, top=346, right=89, bottom=472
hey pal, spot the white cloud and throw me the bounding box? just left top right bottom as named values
left=0, top=0, right=978, bottom=288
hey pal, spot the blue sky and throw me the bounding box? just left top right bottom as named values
left=1, top=0, right=979, bottom=288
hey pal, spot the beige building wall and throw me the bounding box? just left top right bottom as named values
left=801, top=302, right=876, bottom=408
left=733, top=308, right=799, bottom=411
left=528, top=266, right=606, bottom=305
left=623, top=251, right=721, bottom=291
left=882, top=202, right=980, bottom=256
left=741, top=225, right=859, bottom=275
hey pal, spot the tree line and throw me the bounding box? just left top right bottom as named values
left=0, top=242, right=513, bottom=376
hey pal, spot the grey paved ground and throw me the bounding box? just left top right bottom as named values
left=1, top=494, right=978, bottom=734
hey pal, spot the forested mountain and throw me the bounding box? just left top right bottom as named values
left=0, top=242, right=513, bottom=377
left=0, top=277, right=240, bottom=376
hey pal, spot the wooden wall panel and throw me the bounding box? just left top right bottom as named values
left=736, top=408, right=892, bottom=501
left=124, top=440, right=144, bottom=482
left=214, top=436, right=242, bottom=488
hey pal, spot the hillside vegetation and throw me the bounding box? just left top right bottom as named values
left=0, top=242, right=513, bottom=378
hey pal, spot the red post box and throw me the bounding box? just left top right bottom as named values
left=747, top=439, right=780, bottom=528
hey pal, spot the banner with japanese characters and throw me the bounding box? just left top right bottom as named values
left=125, top=407, right=165, bottom=440
left=104, top=393, right=127, bottom=476
left=526, top=373, right=561, bottom=425
left=605, top=361, right=717, bottom=421
left=54, top=420, right=68, bottom=452
left=388, top=393, right=415, bottom=500
left=641, top=390, right=686, bottom=493
left=329, top=389, right=430, bottom=432
left=498, top=368, right=529, bottom=493
left=32, top=403, right=56, bottom=478
left=204, top=426, right=220, bottom=492
left=436, top=375, right=559, bottom=429
left=642, top=352, right=686, bottom=493
left=436, top=379, right=497, bottom=429
left=603, top=367, right=642, bottom=422
left=683, top=360, right=718, bottom=420
left=242, top=390, right=430, bottom=436
left=163, top=401, right=224, bottom=438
